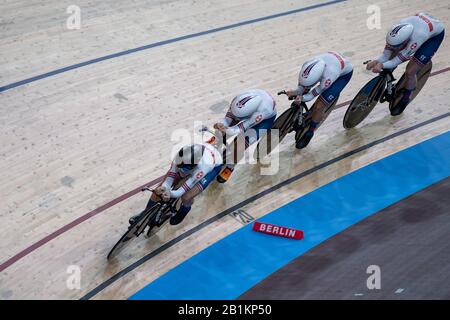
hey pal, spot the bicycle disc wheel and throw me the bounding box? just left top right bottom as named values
left=343, top=76, right=386, bottom=129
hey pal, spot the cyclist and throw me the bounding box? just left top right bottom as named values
left=366, top=12, right=445, bottom=115
left=129, top=143, right=223, bottom=226
left=286, top=51, right=353, bottom=148
left=213, top=89, right=277, bottom=183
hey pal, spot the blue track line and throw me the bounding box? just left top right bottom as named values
left=0, top=0, right=346, bottom=93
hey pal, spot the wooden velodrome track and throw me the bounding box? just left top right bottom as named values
left=0, top=0, right=449, bottom=299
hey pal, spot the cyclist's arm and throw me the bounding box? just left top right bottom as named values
left=383, top=39, right=424, bottom=69
left=376, top=46, right=394, bottom=63
left=218, top=107, right=236, bottom=126
left=294, top=85, right=306, bottom=96
left=302, top=86, right=321, bottom=102
left=161, top=162, right=179, bottom=190
left=169, top=167, right=205, bottom=198
left=225, top=110, right=268, bottom=136
left=303, top=72, right=339, bottom=102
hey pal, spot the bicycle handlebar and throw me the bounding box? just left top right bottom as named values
left=198, top=125, right=217, bottom=136
left=141, top=187, right=177, bottom=206
left=364, top=60, right=396, bottom=77
left=278, top=90, right=298, bottom=101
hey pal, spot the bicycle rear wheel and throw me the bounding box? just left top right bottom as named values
left=343, top=76, right=386, bottom=129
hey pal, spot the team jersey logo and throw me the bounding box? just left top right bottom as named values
left=255, top=114, right=263, bottom=123
left=196, top=171, right=204, bottom=179
left=325, top=79, right=332, bottom=87
left=410, top=42, right=417, bottom=50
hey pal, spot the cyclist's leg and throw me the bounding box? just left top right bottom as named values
left=170, top=165, right=223, bottom=225
left=246, top=115, right=277, bottom=145
left=234, top=115, right=276, bottom=159
left=239, top=115, right=277, bottom=161
left=393, top=30, right=444, bottom=115
left=407, top=31, right=444, bottom=93
left=295, top=97, right=327, bottom=148
left=411, top=29, right=445, bottom=69
left=297, top=70, right=353, bottom=148
left=218, top=115, right=275, bottom=182
left=316, top=70, right=353, bottom=122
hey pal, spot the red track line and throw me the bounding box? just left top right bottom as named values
left=0, top=177, right=162, bottom=272
left=0, top=66, right=448, bottom=273
left=336, top=99, right=351, bottom=109
left=430, top=66, right=450, bottom=76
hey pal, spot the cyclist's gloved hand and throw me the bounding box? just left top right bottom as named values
left=372, top=62, right=383, bottom=74
left=293, top=95, right=303, bottom=106
left=155, top=186, right=166, bottom=195
left=285, top=90, right=298, bottom=100
left=366, top=60, right=378, bottom=70
left=161, top=191, right=171, bottom=202
left=213, top=123, right=227, bottom=133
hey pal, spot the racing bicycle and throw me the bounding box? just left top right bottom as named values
left=343, top=61, right=432, bottom=128
left=254, top=90, right=338, bottom=159
left=107, top=127, right=225, bottom=260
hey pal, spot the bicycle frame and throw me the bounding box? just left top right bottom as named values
left=295, top=101, right=309, bottom=127
left=153, top=198, right=178, bottom=227
left=379, top=70, right=396, bottom=103
left=107, top=193, right=179, bottom=259
left=141, top=187, right=178, bottom=227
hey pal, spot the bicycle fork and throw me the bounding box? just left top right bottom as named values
left=294, top=103, right=310, bottom=131
left=380, top=73, right=396, bottom=103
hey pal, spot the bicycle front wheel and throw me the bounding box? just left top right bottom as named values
left=107, top=204, right=160, bottom=260
left=343, top=76, right=386, bottom=129
left=254, top=107, right=299, bottom=160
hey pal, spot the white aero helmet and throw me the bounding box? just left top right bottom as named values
left=298, top=58, right=326, bottom=87
left=174, top=144, right=205, bottom=169
left=386, top=23, right=414, bottom=47
left=230, top=92, right=262, bottom=118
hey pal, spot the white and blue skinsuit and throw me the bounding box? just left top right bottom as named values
left=377, top=13, right=445, bottom=69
